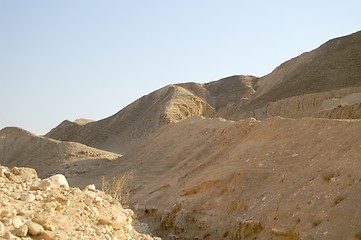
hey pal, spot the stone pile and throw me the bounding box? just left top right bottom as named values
left=0, top=166, right=160, bottom=240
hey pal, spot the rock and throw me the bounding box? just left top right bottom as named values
left=2, top=218, right=13, bottom=226
left=0, top=167, right=7, bottom=178
left=57, top=196, right=70, bottom=206
left=271, top=227, right=299, bottom=239
left=15, top=225, right=28, bottom=237
left=21, top=193, right=36, bottom=202
left=0, top=221, right=5, bottom=236
left=85, top=184, right=96, bottom=191
left=36, top=179, right=52, bottom=190
left=12, top=216, right=23, bottom=228
left=43, top=202, right=58, bottom=211
left=12, top=192, right=22, bottom=200
left=25, top=221, right=44, bottom=236
left=11, top=167, right=21, bottom=175
left=84, top=190, right=98, bottom=199
left=43, top=223, right=55, bottom=231
left=98, top=218, right=112, bottom=226
left=112, top=210, right=132, bottom=230
left=84, top=198, right=93, bottom=206
left=46, top=174, right=69, bottom=188
left=1, top=209, right=12, bottom=218
left=2, top=231, right=16, bottom=239
left=0, top=165, right=159, bottom=239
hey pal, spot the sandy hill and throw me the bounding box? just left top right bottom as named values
left=2, top=30, right=361, bottom=240
left=79, top=116, right=361, bottom=239
left=232, top=30, right=361, bottom=120
left=45, top=85, right=217, bottom=153
left=45, top=32, right=361, bottom=155
left=0, top=127, right=119, bottom=178
left=45, top=76, right=259, bottom=154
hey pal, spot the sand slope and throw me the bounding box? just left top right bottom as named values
left=92, top=116, right=361, bottom=239
left=231, top=30, right=361, bottom=120
left=0, top=127, right=119, bottom=178
left=45, top=85, right=216, bottom=153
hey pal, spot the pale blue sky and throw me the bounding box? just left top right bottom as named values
left=1, top=1, right=360, bottom=134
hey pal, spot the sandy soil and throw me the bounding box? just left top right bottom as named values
left=88, top=116, right=361, bottom=239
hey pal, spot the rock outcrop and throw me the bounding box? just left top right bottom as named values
left=0, top=166, right=160, bottom=240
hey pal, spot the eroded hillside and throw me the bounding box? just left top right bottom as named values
left=1, top=31, right=361, bottom=240
left=45, top=32, right=361, bottom=156
left=85, top=116, right=361, bottom=239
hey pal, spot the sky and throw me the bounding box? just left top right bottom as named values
left=1, top=1, right=360, bottom=135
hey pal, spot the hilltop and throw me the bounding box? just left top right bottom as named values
left=45, top=32, right=361, bottom=155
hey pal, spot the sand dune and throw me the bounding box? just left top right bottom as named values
left=0, top=127, right=119, bottom=178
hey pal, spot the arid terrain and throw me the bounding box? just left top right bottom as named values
left=1, top=30, right=361, bottom=239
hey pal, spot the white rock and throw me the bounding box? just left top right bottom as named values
left=46, top=174, right=69, bottom=188
left=12, top=216, right=23, bottom=228
left=11, top=167, right=21, bottom=175
left=85, top=184, right=96, bottom=191
left=37, top=179, right=52, bottom=190
left=3, top=231, right=16, bottom=239
left=112, top=211, right=130, bottom=230
left=21, top=193, right=36, bottom=202
left=15, top=224, right=28, bottom=237
left=2, top=218, right=13, bottom=226
left=0, top=221, right=5, bottom=236
left=1, top=210, right=12, bottom=218
left=84, top=198, right=93, bottom=206
left=25, top=221, right=44, bottom=236
left=0, top=167, right=7, bottom=178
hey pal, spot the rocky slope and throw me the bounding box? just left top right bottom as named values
left=92, top=116, right=361, bottom=239
left=0, top=166, right=159, bottom=240
left=0, top=127, right=119, bottom=178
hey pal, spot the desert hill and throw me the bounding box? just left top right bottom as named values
left=85, top=116, right=361, bottom=239
left=45, top=85, right=216, bottom=153
left=0, top=127, right=119, bottom=178
left=232, top=30, right=361, bottom=120
left=45, top=32, right=361, bottom=155
left=1, top=30, right=361, bottom=240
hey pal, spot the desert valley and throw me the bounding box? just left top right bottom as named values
left=1, top=30, right=361, bottom=239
